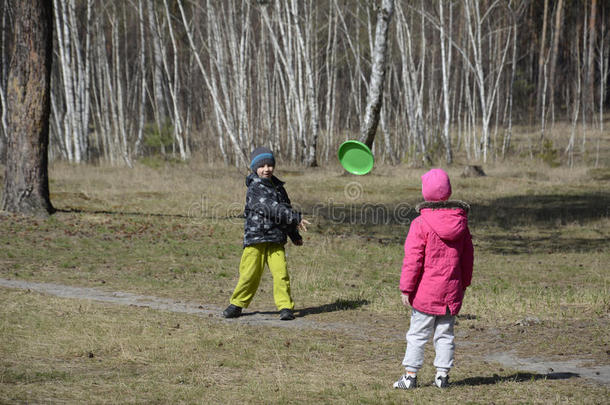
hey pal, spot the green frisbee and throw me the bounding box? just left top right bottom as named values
left=337, top=140, right=374, bottom=175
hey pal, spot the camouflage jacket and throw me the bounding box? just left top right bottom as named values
left=243, top=173, right=302, bottom=247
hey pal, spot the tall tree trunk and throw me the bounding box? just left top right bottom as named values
left=360, top=0, right=394, bottom=150
left=596, top=16, right=608, bottom=167
left=535, top=0, right=549, bottom=119
left=2, top=0, right=54, bottom=216
left=134, top=0, right=146, bottom=157
left=0, top=0, right=10, bottom=164
left=586, top=0, right=598, bottom=120
left=146, top=0, right=167, bottom=143
left=439, top=0, right=453, bottom=164
left=548, top=0, right=564, bottom=124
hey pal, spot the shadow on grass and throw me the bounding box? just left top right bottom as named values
left=307, top=192, right=609, bottom=229
left=237, top=299, right=370, bottom=319
left=453, top=371, right=580, bottom=386
left=482, top=233, right=609, bottom=255
left=55, top=207, right=243, bottom=221
left=296, top=298, right=370, bottom=317
left=305, top=192, right=609, bottom=254
left=470, top=192, right=610, bottom=229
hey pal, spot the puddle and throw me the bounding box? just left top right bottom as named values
left=486, top=351, right=610, bottom=385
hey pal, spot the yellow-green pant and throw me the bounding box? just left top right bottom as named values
left=229, top=242, right=294, bottom=310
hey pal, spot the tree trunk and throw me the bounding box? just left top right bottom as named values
left=360, top=0, right=395, bottom=150
left=548, top=0, right=564, bottom=124
left=0, top=0, right=10, bottom=164
left=586, top=0, right=598, bottom=120
left=147, top=0, right=168, bottom=141
left=2, top=0, right=54, bottom=216
left=439, top=0, right=453, bottom=164
left=535, top=0, right=549, bottom=118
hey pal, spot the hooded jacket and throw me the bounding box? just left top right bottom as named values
left=243, top=173, right=302, bottom=247
left=399, top=201, right=474, bottom=316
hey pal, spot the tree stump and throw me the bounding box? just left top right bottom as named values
left=461, top=165, right=486, bottom=177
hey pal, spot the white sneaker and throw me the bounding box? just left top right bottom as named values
left=434, top=372, right=449, bottom=388
left=393, top=374, right=417, bottom=389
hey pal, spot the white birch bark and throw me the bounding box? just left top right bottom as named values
left=463, top=0, right=513, bottom=162
left=438, top=1, right=453, bottom=164
left=360, top=0, right=394, bottom=149
left=334, top=0, right=366, bottom=127
left=324, top=5, right=338, bottom=161
left=176, top=0, right=247, bottom=167
left=0, top=82, right=6, bottom=154
left=52, top=0, right=92, bottom=163
left=261, top=2, right=307, bottom=162
left=53, top=0, right=75, bottom=162
left=292, top=0, right=319, bottom=166
left=134, top=0, right=146, bottom=157
left=566, top=45, right=582, bottom=168
left=396, top=1, right=429, bottom=164
left=597, top=21, right=608, bottom=133
left=161, top=0, right=186, bottom=160
left=502, top=5, right=519, bottom=159
left=109, top=8, right=132, bottom=167
left=146, top=0, right=168, bottom=137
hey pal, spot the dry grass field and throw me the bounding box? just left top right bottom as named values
left=1, top=135, right=609, bottom=403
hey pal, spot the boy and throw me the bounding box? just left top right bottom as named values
left=222, top=147, right=309, bottom=321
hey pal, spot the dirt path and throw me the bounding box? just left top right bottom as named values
left=1, top=277, right=608, bottom=386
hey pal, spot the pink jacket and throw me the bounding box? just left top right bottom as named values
left=400, top=201, right=474, bottom=316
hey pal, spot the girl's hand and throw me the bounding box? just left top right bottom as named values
left=401, top=293, right=410, bottom=307
left=298, top=219, right=310, bottom=232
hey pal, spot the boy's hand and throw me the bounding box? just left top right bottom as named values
left=401, top=293, right=410, bottom=307
left=293, top=239, right=304, bottom=246
left=297, top=219, right=310, bottom=232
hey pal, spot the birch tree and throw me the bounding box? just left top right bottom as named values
left=177, top=0, right=248, bottom=167
left=161, top=0, right=187, bottom=160
left=52, top=0, right=92, bottom=163
left=548, top=0, right=564, bottom=124
left=146, top=0, right=168, bottom=153
left=535, top=0, right=549, bottom=118
left=566, top=31, right=582, bottom=168
left=585, top=0, right=598, bottom=120
left=395, top=1, right=429, bottom=164
left=360, top=0, right=394, bottom=150
left=438, top=0, right=453, bottom=164
left=461, top=0, right=513, bottom=162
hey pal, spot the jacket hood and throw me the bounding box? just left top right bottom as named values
left=421, top=168, right=452, bottom=201
left=416, top=200, right=470, bottom=241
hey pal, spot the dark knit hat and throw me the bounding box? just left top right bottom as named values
left=250, top=147, right=275, bottom=171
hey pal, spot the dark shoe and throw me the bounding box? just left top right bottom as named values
left=222, top=304, right=242, bottom=318
left=434, top=373, right=449, bottom=388
left=279, top=308, right=295, bottom=320
left=393, top=374, right=417, bottom=389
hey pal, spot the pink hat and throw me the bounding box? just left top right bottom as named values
left=421, top=169, right=452, bottom=201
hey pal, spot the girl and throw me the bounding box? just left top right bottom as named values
left=394, top=169, right=474, bottom=389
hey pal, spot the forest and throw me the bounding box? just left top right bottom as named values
left=1, top=2, right=610, bottom=401
left=0, top=0, right=608, bottom=167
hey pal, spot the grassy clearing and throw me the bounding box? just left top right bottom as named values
left=1, top=159, right=609, bottom=403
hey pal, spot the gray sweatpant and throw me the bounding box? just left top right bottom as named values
left=401, top=308, right=455, bottom=373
